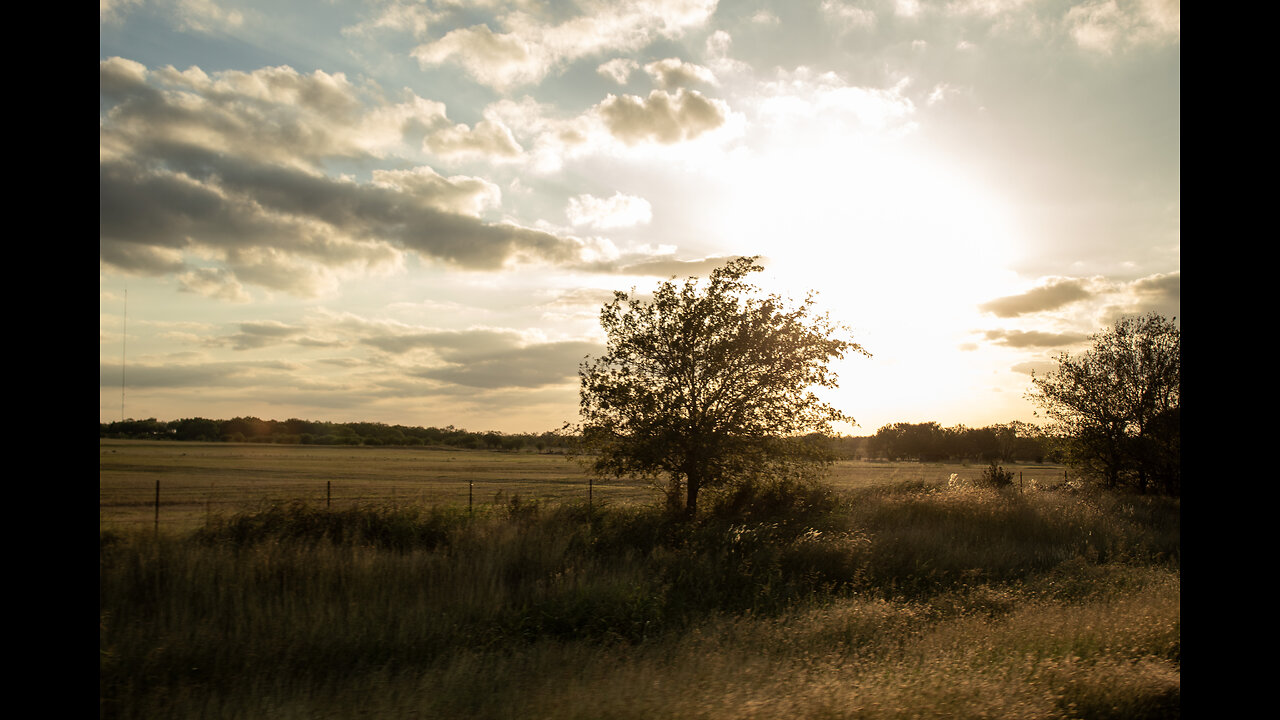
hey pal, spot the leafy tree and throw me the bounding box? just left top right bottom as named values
left=1028, top=313, right=1180, bottom=493
left=576, top=256, right=868, bottom=516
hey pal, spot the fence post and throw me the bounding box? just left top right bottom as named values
left=327, top=480, right=331, bottom=509
left=154, top=479, right=160, bottom=534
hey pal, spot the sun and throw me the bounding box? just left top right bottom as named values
left=705, top=138, right=1025, bottom=433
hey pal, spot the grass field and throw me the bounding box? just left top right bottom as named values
left=100, top=439, right=1069, bottom=530
left=101, top=440, right=1174, bottom=719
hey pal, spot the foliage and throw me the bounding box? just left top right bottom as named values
left=1028, top=313, right=1180, bottom=494
left=980, top=461, right=1016, bottom=488
left=865, top=420, right=1049, bottom=463
left=576, top=256, right=867, bottom=516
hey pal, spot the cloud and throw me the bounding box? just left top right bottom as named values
left=598, top=57, right=638, bottom=84
left=422, top=118, right=523, bottom=159
left=1131, top=271, right=1179, bottom=303
left=983, top=329, right=1089, bottom=348
left=354, top=325, right=601, bottom=389
left=1065, top=0, right=1180, bottom=53
left=1011, top=360, right=1058, bottom=376
left=101, top=0, right=142, bottom=24
left=101, top=360, right=297, bottom=388
left=613, top=255, right=754, bottom=277
left=413, top=340, right=600, bottom=389
left=756, top=69, right=916, bottom=133
left=101, top=58, right=588, bottom=294
left=979, top=278, right=1093, bottom=317
left=643, top=58, right=717, bottom=90
left=821, top=1, right=876, bottom=29
left=411, top=0, right=719, bottom=90
left=342, top=1, right=438, bottom=40
left=174, top=0, right=245, bottom=33
left=596, top=89, right=728, bottom=145
left=177, top=267, right=250, bottom=302
left=227, top=321, right=308, bottom=350
left=1101, top=271, right=1179, bottom=322
left=566, top=192, right=653, bottom=229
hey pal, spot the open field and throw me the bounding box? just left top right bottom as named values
left=101, top=458, right=1178, bottom=719
left=100, top=439, right=1069, bottom=531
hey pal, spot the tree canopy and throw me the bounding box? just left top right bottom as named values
left=1028, top=313, right=1180, bottom=494
left=577, top=256, right=868, bottom=516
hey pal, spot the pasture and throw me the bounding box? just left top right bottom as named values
left=101, top=440, right=1176, bottom=719
left=99, top=439, right=1067, bottom=530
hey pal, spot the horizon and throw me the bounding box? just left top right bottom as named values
left=100, top=1, right=1179, bottom=435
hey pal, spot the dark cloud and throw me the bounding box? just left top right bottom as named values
left=101, top=360, right=296, bottom=388
left=355, top=325, right=601, bottom=389
left=100, top=59, right=586, bottom=295
left=228, top=321, right=307, bottom=350
left=361, top=328, right=521, bottom=355
left=414, top=340, right=600, bottom=389
left=979, top=278, right=1092, bottom=318
left=983, top=329, right=1089, bottom=348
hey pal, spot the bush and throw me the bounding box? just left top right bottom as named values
left=981, top=461, right=1015, bottom=488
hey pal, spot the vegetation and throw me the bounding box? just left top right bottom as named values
left=101, top=477, right=1179, bottom=719
left=864, top=420, right=1054, bottom=463
left=576, top=256, right=868, bottom=516
left=100, top=417, right=572, bottom=452
left=1029, top=313, right=1180, bottom=494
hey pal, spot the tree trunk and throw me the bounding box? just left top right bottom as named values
left=685, top=475, right=700, bottom=518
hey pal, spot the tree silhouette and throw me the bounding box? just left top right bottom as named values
left=577, top=256, right=868, bottom=516
left=1029, top=313, right=1180, bottom=493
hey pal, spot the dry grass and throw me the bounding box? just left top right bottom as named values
left=101, top=467, right=1178, bottom=719
left=100, top=440, right=1068, bottom=531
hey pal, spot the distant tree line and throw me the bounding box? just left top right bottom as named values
left=99, top=417, right=574, bottom=453
left=101, top=415, right=1059, bottom=463
left=814, top=420, right=1056, bottom=464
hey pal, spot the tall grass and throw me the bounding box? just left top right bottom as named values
left=101, top=479, right=1179, bottom=719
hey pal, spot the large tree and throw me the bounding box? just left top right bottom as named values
left=1028, top=313, right=1180, bottom=493
left=577, top=256, right=867, bottom=516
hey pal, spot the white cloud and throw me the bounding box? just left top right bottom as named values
left=424, top=118, right=524, bottom=159
left=821, top=1, right=876, bottom=29
left=174, top=0, right=245, bottom=33
left=756, top=69, right=916, bottom=133
left=411, top=0, right=719, bottom=90
left=566, top=192, right=653, bottom=229
left=342, top=1, right=438, bottom=40
left=596, top=89, right=729, bottom=145
left=1066, top=0, right=1180, bottom=53
left=101, top=0, right=142, bottom=23
left=643, top=58, right=718, bottom=90
left=598, top=58, right=639, bottom=84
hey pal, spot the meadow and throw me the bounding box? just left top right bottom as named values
left=100, top=440, right=1177, bottom=719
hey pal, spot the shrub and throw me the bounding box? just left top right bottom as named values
left=981, top=461, right=1015, bottom=488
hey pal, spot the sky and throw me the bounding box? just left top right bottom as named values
left=100, top=0, right=1180, bottom=435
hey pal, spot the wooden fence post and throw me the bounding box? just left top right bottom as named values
left=154, top=479, right=160, bottom=534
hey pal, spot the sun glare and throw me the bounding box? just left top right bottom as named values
left=711, top=140, right=1024, bottom=432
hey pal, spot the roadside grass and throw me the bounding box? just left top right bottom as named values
left=100, top=475, right=1178, bottom=719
